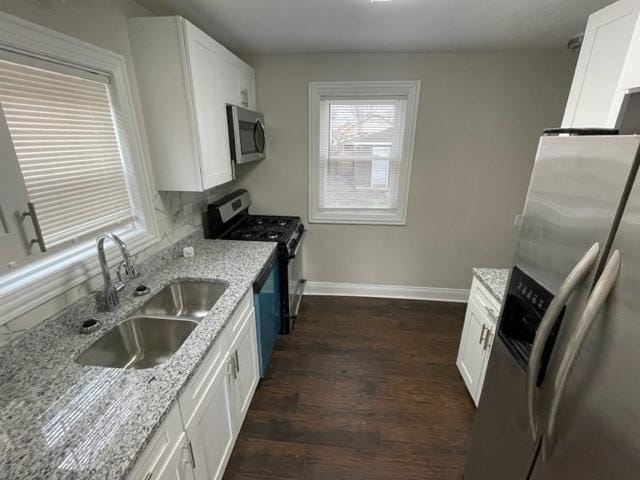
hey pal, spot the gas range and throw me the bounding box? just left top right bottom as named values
left=203, top=190, right=306, bottom=334
left=223, top=215, right=300, bottom=244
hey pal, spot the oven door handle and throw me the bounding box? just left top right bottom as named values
left=289, top=230, right=305, bottom=259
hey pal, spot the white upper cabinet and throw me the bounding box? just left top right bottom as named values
left=0, top=108, right=35, bottom=267
left=562, top=0, right=640, bottom=128
left=127, top=16, right=257, bottom=192
left=221, top=55, right=256, bottom=110
left=238, top=65, right=257, bottom=110
left=619, top=15, right=640, bottom=92
left=184, top=23, right=235, bottom=189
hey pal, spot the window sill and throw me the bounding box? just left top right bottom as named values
left=353, top=186, right=390, bottom=192
left=0, top=229, right=158, bottom=326
left=309, top=210, right=407, bottom=226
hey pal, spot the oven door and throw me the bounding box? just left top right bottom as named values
left=287, top=230, right=306, bottom=330
left=227, top=105, right=265, bottom=164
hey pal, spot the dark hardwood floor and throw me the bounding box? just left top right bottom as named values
left=224, top=296, right=475, bottom=480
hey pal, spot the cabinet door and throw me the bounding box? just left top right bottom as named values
left=221, top=57, right=241, bottom=106
left=618, top=13, right=640, bottom=92
left=0, top=107, right=37, bottom=270
left=186, top=352, right=236, bottom=480
left=222, top=59, right=256, bottom=110
left=247, top=74, right=257, bottom=111
left=476, top=322, right=496, bottom=404
left=230, top=309, right=260, bottom=425
left=562, top=0, right=639, bottom=128
left=184, top=23, right=233, bottom=190
left=154, top=434, right=196, bottom=480
left=126, top=405, right=186, bottom=480
left=456, top=299, right=491, bottom=405
left=238, top=69, right=255, bottom=110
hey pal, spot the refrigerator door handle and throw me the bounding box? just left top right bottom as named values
left=542, top=250, right=621, bottom=461
left=526, top=242, right=601, bottom=442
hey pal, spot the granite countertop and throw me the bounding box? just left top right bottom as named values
left=0, top=232, right=276, bottom=480
left=472, top=267, right=510, bottom=304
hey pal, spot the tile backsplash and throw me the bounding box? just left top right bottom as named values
left=0, top=185, right=233, bottom=347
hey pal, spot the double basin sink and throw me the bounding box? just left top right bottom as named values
left=75, top=279, right=227, bottom=370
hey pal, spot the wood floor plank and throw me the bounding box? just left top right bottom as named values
left=223, top=295, right=475, bottom=480
left=223, top=438, right=306, bottom=479
left=240, top=409, right=382, bottom=452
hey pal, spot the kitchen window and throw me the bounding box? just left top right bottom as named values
left=309, top=81, right=420, bottom=224
left=0, top=12, right=157, bottom=323
left=0, top=57, right=134, bottom=249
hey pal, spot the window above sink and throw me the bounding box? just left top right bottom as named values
left=0, top=12, right=158, bottom=326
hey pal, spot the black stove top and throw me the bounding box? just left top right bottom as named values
left=222, top=215, right=300, bottom=243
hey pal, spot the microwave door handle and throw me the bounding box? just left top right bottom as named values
left=230, top=106, right=242, bottom=162
left=526, top=242, right=600, bottom=442
left=254, top=119, right=265, bottom=154
left=542, top=250, right=621, bottom=461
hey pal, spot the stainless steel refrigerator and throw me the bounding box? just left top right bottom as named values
left=463, top=130, right=640, bottom=479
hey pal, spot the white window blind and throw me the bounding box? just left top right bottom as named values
left=309, top=81, right=420, bottom=225
left=0, top=58, right=134, bottom=248
left=319, top=97, right=406, bottom=210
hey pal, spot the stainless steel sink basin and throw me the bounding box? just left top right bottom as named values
left=136, top=279, right=227, bottom=320
left=75, top=316, right=197, bottom=369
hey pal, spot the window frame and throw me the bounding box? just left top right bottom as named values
left=308, top=80, right=420, bottom=225
left=0, top=12, right=158, bottom=324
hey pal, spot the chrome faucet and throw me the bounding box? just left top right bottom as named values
left=96, top=232, right=141, bottom=311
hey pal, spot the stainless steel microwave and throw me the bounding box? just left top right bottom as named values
left=226, top=105, right=265, bottom=164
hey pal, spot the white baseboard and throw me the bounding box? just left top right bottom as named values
left=303, top=281, right=469, bottom=303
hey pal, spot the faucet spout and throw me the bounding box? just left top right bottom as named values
left=96, top=232, right=141, bottom=311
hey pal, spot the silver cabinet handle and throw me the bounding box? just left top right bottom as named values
left=187, top=439, right=196, bottom=469
left=143, top=473, right=152, bottom=480
left=227, top=355, right=238, bottom=380
left=241, top=88, right=249, bottom=107
left=0, top=203, right=9, bottom=235
left=228, top=356, right=237, bottom=380
left=22, top=202, right=46, bottom=252
left=483, top=329, right=494, bottom=351
left=479, top=324, right=488, bottom=344
left=234, top=350, right=240, bottom=373
left=542, top=250, right=621, bottom=461
left=526, top=242, right=600, bottom=442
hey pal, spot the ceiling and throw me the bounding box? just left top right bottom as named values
left=134, top=0, right=614, bottom=55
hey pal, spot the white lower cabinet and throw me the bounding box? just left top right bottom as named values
left=457, top=277, right=500, bottom=406
left=126, top=403, right=191, bottom=480
left=185, top=351, right=236, bottom=480
left=127, top=290, right=260, bottom=480
left=155, top=433, right=196, bottom=480
left=228, top=306, right=260, bottom=426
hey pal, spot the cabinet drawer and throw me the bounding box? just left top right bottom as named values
left=470, top=277, right=500, bottom=323
left=126, top=403, right=184, bottom=480
left=179, top=333, right=227, bottom=428
left=225, top=290, right=253, bottom=344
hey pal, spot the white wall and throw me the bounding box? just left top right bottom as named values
left=0, top=0, right=229, bottom=345
left=236, top=52, right=576, bottom=291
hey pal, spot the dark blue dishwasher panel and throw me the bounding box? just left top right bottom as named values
left=253, top=256, right=281, bottom=377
